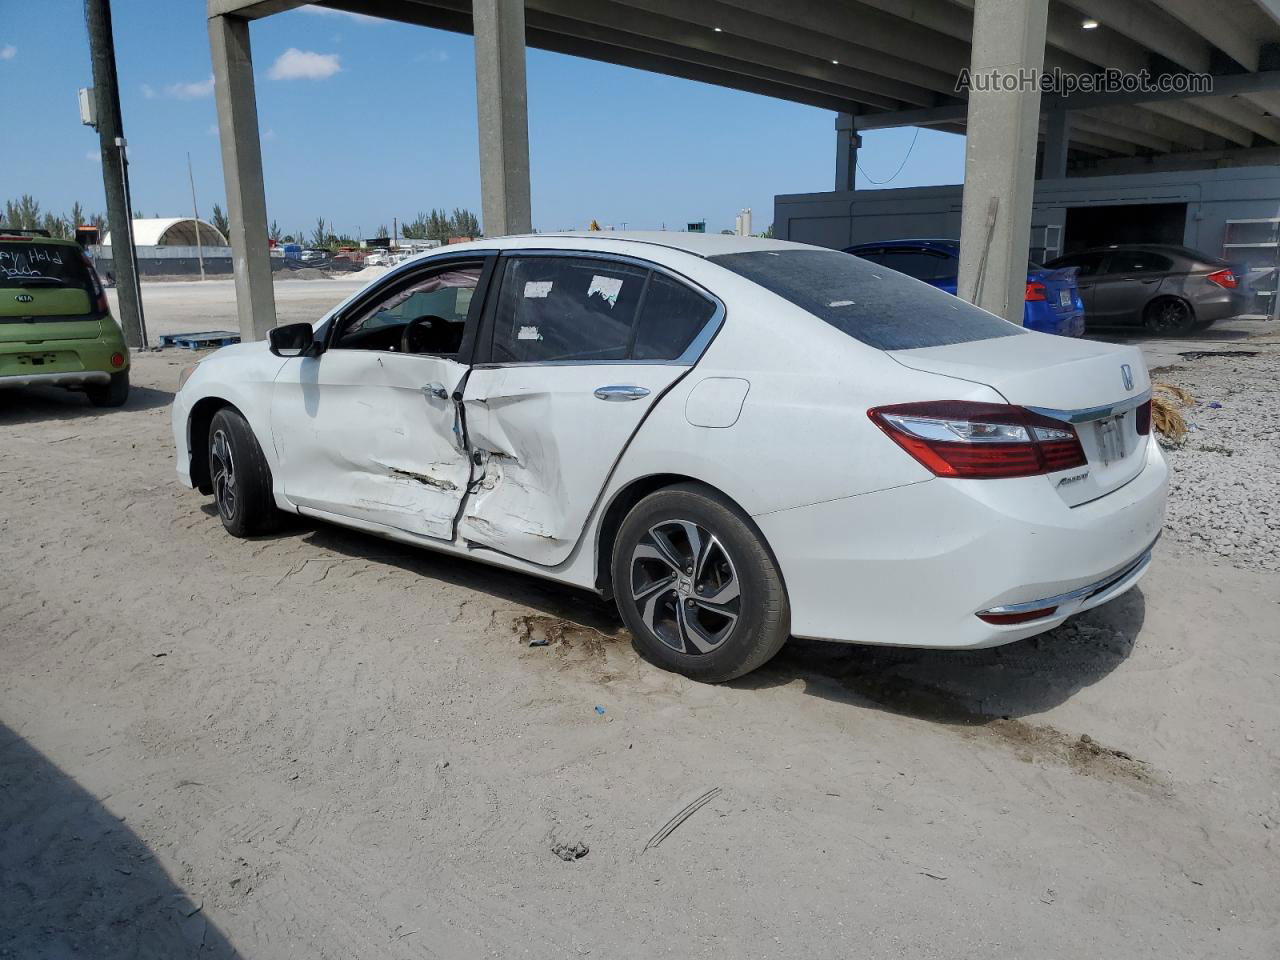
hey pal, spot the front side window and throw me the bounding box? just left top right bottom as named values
left=710, top=248, right=1022, bottom=351
left=490, top=257, right=646, bottom=363
left=333, top=265, right=481, bottom=354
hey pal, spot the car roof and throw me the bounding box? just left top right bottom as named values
left=430, top=230, right=802, bottom=259
left=846, top=238, right=959, bottom=253
left=1055, top=243, right=1209, bottom=261
left=0, top=231, right=81, bottom=248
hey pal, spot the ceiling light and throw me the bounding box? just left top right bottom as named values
left=831, top=59, right=839, bottom=65
left=713, top=26, right=722, bottom=32
left=1081, top=18, right=1098, bottom=29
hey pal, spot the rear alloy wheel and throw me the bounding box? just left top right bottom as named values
left=208, top=408, right=280, bottom=538
left=1144, top=298, right=1195, bottom=335
left=613, top=483, right=789, bottom=682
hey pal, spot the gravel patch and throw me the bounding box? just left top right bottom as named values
left=1154, top=347, right=1280, bottom=572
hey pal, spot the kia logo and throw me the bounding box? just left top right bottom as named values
left=14, top=293, right=34, bottom=303
left=1121, top=363, right=1134, bottom=391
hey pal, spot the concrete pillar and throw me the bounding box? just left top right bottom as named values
left=1041, top=109, right=1069, bottom=180
left=209, top=14, right=276, bottom=341
left=835, top=113, right=860, bottom=192
left=956, top=0, right=1049, bottom=323
left=473, top=0, right=532, bottom=236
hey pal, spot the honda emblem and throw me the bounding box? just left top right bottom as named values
left=1121, top=363, right=1134, bottom=391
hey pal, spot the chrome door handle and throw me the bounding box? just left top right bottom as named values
left=422, top=382, right=448, bottom=400
left=593, top=384, right=650, bottom=402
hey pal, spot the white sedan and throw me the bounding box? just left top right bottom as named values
left=172, top=233, right=1167, bottom=682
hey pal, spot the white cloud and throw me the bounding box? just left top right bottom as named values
left=0, top=44, right=17, bottom=61
left=165, top=74, right=214, bottom=99
left=141, top=82, right=157, bottom=98
left=86, top=150, right=100, bottom=162
left=207, top=123, right=220, bottom=136
left=268, top=48, right=341, bottom=80
left=301, top=6, right=379, bottom=23
left=262, top=128, right=277, bottom=141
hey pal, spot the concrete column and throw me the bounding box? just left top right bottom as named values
left=209, top=14, right=276, bottom=341
left=1041, top=109, right=1069, bottom=180
left=956, top=0, right=1049, bottom=323
left=835, top=113, right=860, bottom=192
left=473, top=0, right=532, bottom=236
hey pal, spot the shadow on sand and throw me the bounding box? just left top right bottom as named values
left=0, top=723, right=240, bottom=959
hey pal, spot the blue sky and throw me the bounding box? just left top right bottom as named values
left=0, top=1, right=966, bottom=237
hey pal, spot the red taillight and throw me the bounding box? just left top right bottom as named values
left=1206, top=268, right=1237, bottom=289
left=867, top=401, right=1087, bottom=479
left=1135, top=399, right=1152, bottom=436
left=1025, top=281, right=1047, bottom=301
left=110, top=352, right=125, bottom=368
left=977, top=606, right=1059, bottom=625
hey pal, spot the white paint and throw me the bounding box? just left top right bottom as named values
left=173, top=231, right=1168, bottom=652
left=516, top=325, right=542, bottom=341
left=523, top=280, right=552, bottom=298
left=586, top=274, right=623, bottom=307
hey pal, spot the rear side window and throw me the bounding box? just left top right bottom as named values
left=710, top=249, right=1023, bottom=350
left=874, top=248, right=956, bottom=283
left=492, top=257, right=646, bottom=363
left=633, top=273, right=716, bottom=360
left=0, top=242, right=94, bottom=292
left=1106, top=252, right=1173, bottom=274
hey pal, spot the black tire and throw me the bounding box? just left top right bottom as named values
left=208, top=407, right=280, bottom=537
left=1144, top=297, right=1195, bottom=335
left=86, top=371, right=129, bottom=407
left=611, top=482, right=790, bottom=683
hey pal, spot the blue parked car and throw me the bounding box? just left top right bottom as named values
left=844, top=239, right=1085, bottom=337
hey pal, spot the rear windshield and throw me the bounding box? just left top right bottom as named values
left=0, top=242, right=95, bottom=292
left=710, top=248, right=1025, bottom=350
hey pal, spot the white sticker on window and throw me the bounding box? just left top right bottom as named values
left=524, top=280, right=553, bottom=298
left=828, top=299, right=855, bottom=307
left=517, top=325, right=542, bottom=341
left=587, top=274, right=623, bottom=308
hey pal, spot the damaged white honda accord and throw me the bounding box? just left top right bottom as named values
left=172, top=233, right=1167, bottom=682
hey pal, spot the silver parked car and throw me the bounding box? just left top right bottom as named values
left=1044, top=244, right=1248, bottom=334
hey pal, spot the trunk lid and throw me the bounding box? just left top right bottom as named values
left=0, top=286, right=101, bottom=344
left=1031, top=266, right=1082, bottom=316
left=891, top=333, right=1151, bottom=506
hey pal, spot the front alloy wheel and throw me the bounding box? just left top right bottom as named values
left=631, top=520, right=741, bottom=654
left=210, top=427, right=238, bottom=524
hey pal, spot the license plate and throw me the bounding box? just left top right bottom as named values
left=1094, top=415, right=1127, bottom=464
left=1058, top=289, right=1072, bottom=308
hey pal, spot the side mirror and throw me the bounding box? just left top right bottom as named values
left=268, top=322, right=318, bottom=358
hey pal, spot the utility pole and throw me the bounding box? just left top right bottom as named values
left=187, top=153, right=206, bottom=281
left=84, top=0, right=146, bottom=349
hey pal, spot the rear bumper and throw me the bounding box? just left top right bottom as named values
left=1194, top=290, right=1249, bottom=324
left=1025, top=301, right=1085, bottom=337
left=0, top=369, right=111, bottom=389
left=754, top=436, right=1168, bottom=649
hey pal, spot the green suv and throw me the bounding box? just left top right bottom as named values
left=1, top=228, right=130, bottom=406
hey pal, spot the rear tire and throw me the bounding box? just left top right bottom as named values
left=1144, top=297, right=1195, bottom=335
left=86, top=371, right=129, bottom=408
left=208, top=408, right=281, bottom=537
left=611, top=482, right=790, bottom=683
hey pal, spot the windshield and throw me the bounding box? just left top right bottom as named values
left=0, top=242, right=95, bottom=292
left=710, top=248, right=1025, bottom=350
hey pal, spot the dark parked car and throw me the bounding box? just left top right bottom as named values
left=1043, top=244, right=1247, bottom=334
left=844, top=239, right=1084, bottom=337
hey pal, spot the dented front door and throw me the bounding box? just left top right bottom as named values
left=270, top=350, right=470, bottom=539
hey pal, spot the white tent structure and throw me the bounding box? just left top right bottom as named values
left=102, top=217, right=228, bottom=248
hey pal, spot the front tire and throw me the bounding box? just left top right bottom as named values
left=612, top=483, right=790, bottom=683
left=86, top=371, right=129, bottom=407
left=208, top=408, right=280, bottom=537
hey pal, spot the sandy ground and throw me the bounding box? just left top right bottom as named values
left=2, top=305, right=1279, bottom=958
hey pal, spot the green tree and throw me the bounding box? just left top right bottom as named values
left=69, top=201, right=86, bottom=230
left=4, top=195, right=41, bottom=229
left=210, top=203, right=230, bottom=239
left=269, top=219, right=283, bottom=244
left=757, top=223, right=775, bottom=239
left=449, top=207, right=480, bottom=238
left=310, top=217, right=328, bottom=249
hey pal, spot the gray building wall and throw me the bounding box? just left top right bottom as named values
left=775, top=166, right=1280, bottom=263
